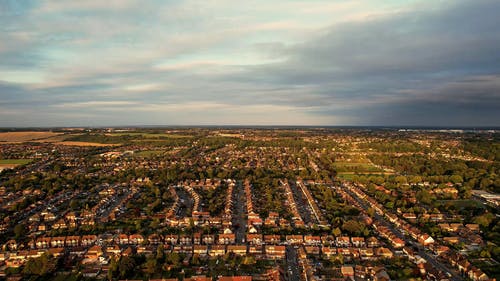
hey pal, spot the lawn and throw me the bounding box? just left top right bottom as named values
left=333, top=161, right=371, bottom=166
left=0, top=159, right=32, bottom=165
left=332, top=162, right=383, bottom=173
left=335, top=172, right=389, bottom=180
left=335, top=173, right=358, bottom=180
left=435, top=199, right=484, bottom=209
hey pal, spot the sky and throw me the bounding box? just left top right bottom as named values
left=0, top=0, right=499, bottom=127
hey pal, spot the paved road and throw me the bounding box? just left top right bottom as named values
left=417, top=248, right=463, bottom=281
left=0, top=158, right=54, bottom=188
left=97, top=187, right=129, bottom=220
left=9, top=189, right=78, bottom=235
left=288, top=181, right=314, bottom=224
left=232, top=180, right=247, bottom=243
left=286, top=246, right=301, bottom=281
left=342, top=184, right=463, bottom=281
left=175, top=186, right=193, bottom=218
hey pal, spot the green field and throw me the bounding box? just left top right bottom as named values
left=333, top=162, right=375, bottom=167
left=336, top=172, right=389, bottom=180
left=332, top=162, right=383, bottom=173
left=335, top=173, right=358, bottom=180
left=435, top=199, right=484, bottom=209
left=0, top=159, right=32, bottom=165
left=108, top=132, right=192, bottom=138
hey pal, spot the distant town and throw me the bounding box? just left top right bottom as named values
left=0, top=128, right=498, bottom=281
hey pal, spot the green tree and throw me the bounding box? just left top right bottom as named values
left=134, top=220, right=142, bottom=232
left=367, top=207, right=375, bottom=218
left=395, top=176, right=407, bottom=185
left=14, top=223, right=26, bottom=239
left=23, top=253, right=54, bottom=276
left=118, top=256, right=136, bottom=279
left=473, top=213, right=495, bottom=228
left=450, top=175, right=463, bottom=184
left=165, top=252, right=180, bottom=267
left=156, top=245, right=165, bottom=262
left=69, top=199, right=79, bottom=210
left=416, top=190, right=433, bottom=205
left=342, top=220, right=364, bottom=235
left=144, top=256, right=157, bottom=276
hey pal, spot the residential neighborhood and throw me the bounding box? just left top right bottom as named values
left=0, top=128, right=498, bottom=281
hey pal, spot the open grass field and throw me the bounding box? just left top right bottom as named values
left=0, top=159, right=32, bottom=170
left=336, top=172, right=392, bottom=180
left=435, top=199, right=484, bottom=209
left=0, top=131, right=62, bottom=142
left=332, top=162, right=377, bottom=167
left=332, top=161, right=383, bottom=173
left=335, top=173, right=358, bottom=180
left=107, top=132, right=192, bottom=138
left=55, top=141, right=120, bottom=147
left=34, top=134, right=74, bottom=142
left=0, top=159, right=33, bottom=165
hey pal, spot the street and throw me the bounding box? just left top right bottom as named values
left=232, top=180, right=247, bottom=243
left=342, top=184, right=464, bottom=281
left=286, top=245, right=301, bottom=281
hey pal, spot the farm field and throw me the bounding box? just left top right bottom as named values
left=107, top=132, right=192, bottom=138
left=0, top=131, right=62, bottom=142
left=55, top=141, right=120, bottom=147
left=33, top=134, right=74, bottom=142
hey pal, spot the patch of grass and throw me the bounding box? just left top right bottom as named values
left=0, top=159, right=32, bottom=165
left=333, top=161, right=371, bottom=165
left=336, top=172, right=391, bottom=180
left=336, top=173, right=357, bottom=180
left=435, top=199, right=484, bottom=209
left=333, top=162, right=383, bottom=173
left=333, top=162, right=375, bottom=167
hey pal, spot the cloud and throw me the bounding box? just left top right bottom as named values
left=231, top=0, right=500, bottom=124
left=0, top=0, right=499, bottom=126
left=52, top=101, right=139, bottom=108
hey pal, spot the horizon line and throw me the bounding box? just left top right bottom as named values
left=1, top=125, right=499, bottom=130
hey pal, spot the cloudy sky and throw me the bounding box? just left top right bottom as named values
left=1, top=0, right=499, bottom=127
